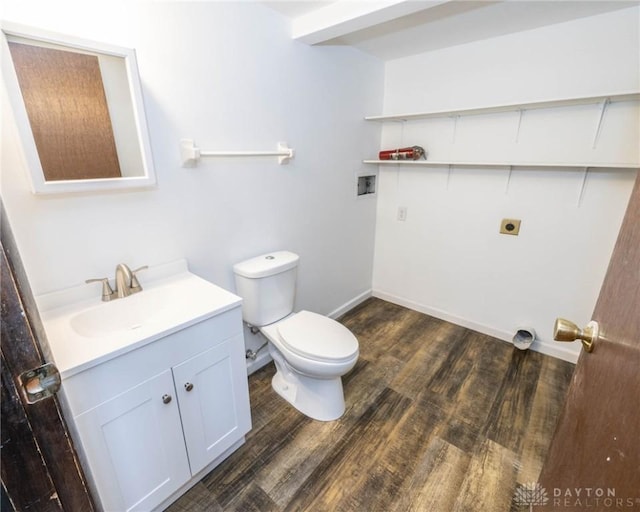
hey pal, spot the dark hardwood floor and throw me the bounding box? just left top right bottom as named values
left=167, top=298, right=574, bottom=512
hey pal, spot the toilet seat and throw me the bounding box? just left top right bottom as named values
left=276, top=311, right=359, bottom=364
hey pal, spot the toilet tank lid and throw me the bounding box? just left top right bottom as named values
left=233, top=251, right=299, bottom=279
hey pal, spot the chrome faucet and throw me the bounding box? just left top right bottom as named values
left=115, top=263, right=134, bottom=298
left=86, top=263, right=148, bottom=301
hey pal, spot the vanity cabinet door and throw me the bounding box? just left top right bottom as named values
left=74, top=369, right=191, bottom=512
left=173, top=334, right=252, bottom=475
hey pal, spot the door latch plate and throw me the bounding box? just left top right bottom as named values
left=19, top=363, right=61, bottom=404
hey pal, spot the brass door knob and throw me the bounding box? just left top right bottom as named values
left=553, top=318, right=599, bottom=352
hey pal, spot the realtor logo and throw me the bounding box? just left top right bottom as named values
left=514, top=482, right=549, bottom=511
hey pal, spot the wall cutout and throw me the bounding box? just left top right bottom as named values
left=1, top=22, right=156, bottom=194
left=8, top=42, right=122, bottom=181
left=357, top=175, right=376, bottom=196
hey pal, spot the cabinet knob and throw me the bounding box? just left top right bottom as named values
left=162, top=394, right=172, bottom=404
left=184, top=382, right=194, bottom=392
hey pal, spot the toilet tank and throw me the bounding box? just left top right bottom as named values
left=233, top=251, right=299, bottom=326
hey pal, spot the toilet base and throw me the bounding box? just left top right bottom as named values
left=271, top=360, right=346, bottom=421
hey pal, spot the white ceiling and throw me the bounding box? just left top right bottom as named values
left=264, top=0, right=639, bottom=61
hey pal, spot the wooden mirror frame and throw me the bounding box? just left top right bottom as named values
left=1, top=22, right=156, bottom=195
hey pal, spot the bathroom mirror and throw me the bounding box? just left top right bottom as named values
left=1, top=22, right=156, bottom=194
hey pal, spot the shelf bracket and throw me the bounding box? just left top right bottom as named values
left=577, top=167, right=590, bottom=207
left=592, top=98, right=610, bottom=149
left=515, top=109, right=524, bottom=143
left=451, top=115, right=459, bottom=144
left=505, top=166, right=513, bottom=194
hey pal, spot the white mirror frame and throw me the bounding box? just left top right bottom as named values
left=1, top=22, right=156, bottom=194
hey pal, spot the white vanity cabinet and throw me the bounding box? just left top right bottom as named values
left=59, top=307, right=251, bottom=512
left=73, top=369, right=191, bottom=512
left=172, top=338, right=248, bottom=475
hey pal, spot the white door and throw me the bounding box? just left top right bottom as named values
left=74, top=369, right=191, bottom=512
left=173, top=335, right=252, bottom=475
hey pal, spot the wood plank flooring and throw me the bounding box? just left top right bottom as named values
left=167, top=298, right=574, bottom=512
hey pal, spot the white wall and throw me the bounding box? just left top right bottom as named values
left=3, top=2, right=638, bottom=367
left=1, top=1, right=383, bottom=360
left=373, top=7, right=640, bottom=362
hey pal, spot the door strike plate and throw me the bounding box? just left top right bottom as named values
left=19, top=363, right=61, bottom=404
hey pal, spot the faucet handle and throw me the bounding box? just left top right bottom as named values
left=86, top=277, right=115, bottom=302
left=130, top=265, right=148, bottom=292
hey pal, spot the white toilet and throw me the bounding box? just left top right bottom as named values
left=233, top=251, right=359, bottom=421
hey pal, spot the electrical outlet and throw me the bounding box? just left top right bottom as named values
left=397, top=206, right=408, bottom=221
left=500, top=218, right=521, bottom=235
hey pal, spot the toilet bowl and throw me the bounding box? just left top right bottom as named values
left=233, top=251, right=359, bottom=421
left=260, top=311, right=359, bottom=421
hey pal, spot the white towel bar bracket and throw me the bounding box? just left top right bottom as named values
left=180, top=139, right=294, bottom=167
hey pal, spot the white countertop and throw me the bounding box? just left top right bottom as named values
left=37, top=260, right=242, bottom=379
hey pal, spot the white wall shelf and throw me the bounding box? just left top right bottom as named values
left=363, top=160, right=639, bottom=170
left=365, top=91, right=640, bottom=170
left=364, top=91, right=640, bottom=122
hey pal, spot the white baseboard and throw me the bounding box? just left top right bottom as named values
left=527, top=339, right=579, bottom=364
left=327, top=289, right=373, bottom=319
left=372, top=290, right=579, bottom=364
left=246, top=350, right=272, bottom=375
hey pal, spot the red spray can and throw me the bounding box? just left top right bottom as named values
left=378, top=146, right=426, bottom=160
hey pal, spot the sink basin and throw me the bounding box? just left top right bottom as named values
left=36, top=261, right=242, bottom=378
left=69, top=288, right=169, bottom=337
